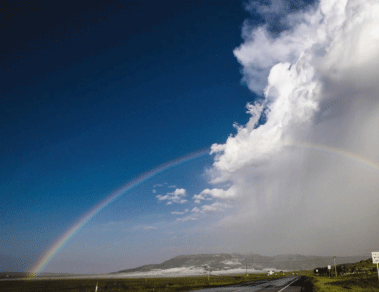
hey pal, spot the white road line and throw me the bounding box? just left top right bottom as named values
left=277, top=277, right=301, bottom=292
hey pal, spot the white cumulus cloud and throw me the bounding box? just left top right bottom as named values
left=199, top=0, right=379, bottom=256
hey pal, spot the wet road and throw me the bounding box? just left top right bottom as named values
left=194, top=276, right=302, bottom=292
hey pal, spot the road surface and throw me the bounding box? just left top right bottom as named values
left=194, top=276, right=302, bottom=292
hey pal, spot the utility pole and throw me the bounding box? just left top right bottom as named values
left=203, top=265, right=210, bottom=283
left=333, top=257, right=337, bottom=277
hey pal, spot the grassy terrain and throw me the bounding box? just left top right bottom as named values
left=0, top=273, right=288, bottom=292
left=303, top=273, right=379, bottom=292
left=305, top=257, right=379, bottom=291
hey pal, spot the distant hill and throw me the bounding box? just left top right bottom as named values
left=112, top=253, right=370, bottom=274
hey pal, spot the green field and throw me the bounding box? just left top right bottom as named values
left=0, top=273, right=288, bottom=292
left=301, top=273, right=379, bottom=292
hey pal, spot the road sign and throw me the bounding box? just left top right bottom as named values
left=328, top=265, right=331, bottom=269
left=373, top=252, right=379, bottom=282
left=372, top=252, right=379, bottom=264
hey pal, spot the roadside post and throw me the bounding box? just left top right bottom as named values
left=328, top=265, right=331, bottom=278
left=372, top=252, right=379, bottom=282
left=202, top=265, right=210, bottom=284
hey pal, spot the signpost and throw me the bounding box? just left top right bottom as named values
left=328, top=265, right=331, bottom=278
left=372, top=252, right=379, bottom=281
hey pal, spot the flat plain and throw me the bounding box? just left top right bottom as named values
left=0, top=273, right=290, bottom=292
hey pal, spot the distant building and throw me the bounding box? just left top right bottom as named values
left=268, top=270, right=274, bottom=275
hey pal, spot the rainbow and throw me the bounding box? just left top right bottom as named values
left=28, top=141, right=379, bottom=277
left=28, top=147, right=210, bottom=277
left=282, top=141, right=379, bottom=171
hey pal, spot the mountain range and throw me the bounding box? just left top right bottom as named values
left=113, top=253, right=370, bottom=274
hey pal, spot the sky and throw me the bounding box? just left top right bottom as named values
left=1, top=0, right=379, bottom=274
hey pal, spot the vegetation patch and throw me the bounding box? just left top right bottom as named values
left=0, top=273, right=288, bottom=292
left=305, top=273, right=379, bottom=292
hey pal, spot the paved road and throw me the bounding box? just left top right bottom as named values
left=194, top=276, right=302, bottom=292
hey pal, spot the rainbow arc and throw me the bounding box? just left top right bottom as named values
left=28, top=148, right=210, bottom=277
left=28, top=142, right=379, bottom=277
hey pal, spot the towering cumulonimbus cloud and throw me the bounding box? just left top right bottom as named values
left=201, top=0, right=379, bottom=256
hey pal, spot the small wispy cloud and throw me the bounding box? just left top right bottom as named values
left=191, top=207, right=201, bottom=213
left=152, top=189, right=157, bottom=193
left=168, top=185, right=176, bottom=188
left=191, top=202, right=231, bottom=214
left=171, top=209, right=189, bottom=215
left=193, top=187, right=236, bottom=201
left=176, top=215, right=198, bottom=222
left=156, top=188, right=187, bottom=204
left=144, top=226, right=157, bottom=231
left=193, top=193, right=206, bottom=202
left=175, top=203, right=232, bottom=223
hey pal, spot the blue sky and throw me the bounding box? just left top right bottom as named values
left=1, top=0, right=257, bottom=273
left=2, top=0, right=379, bottom=274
